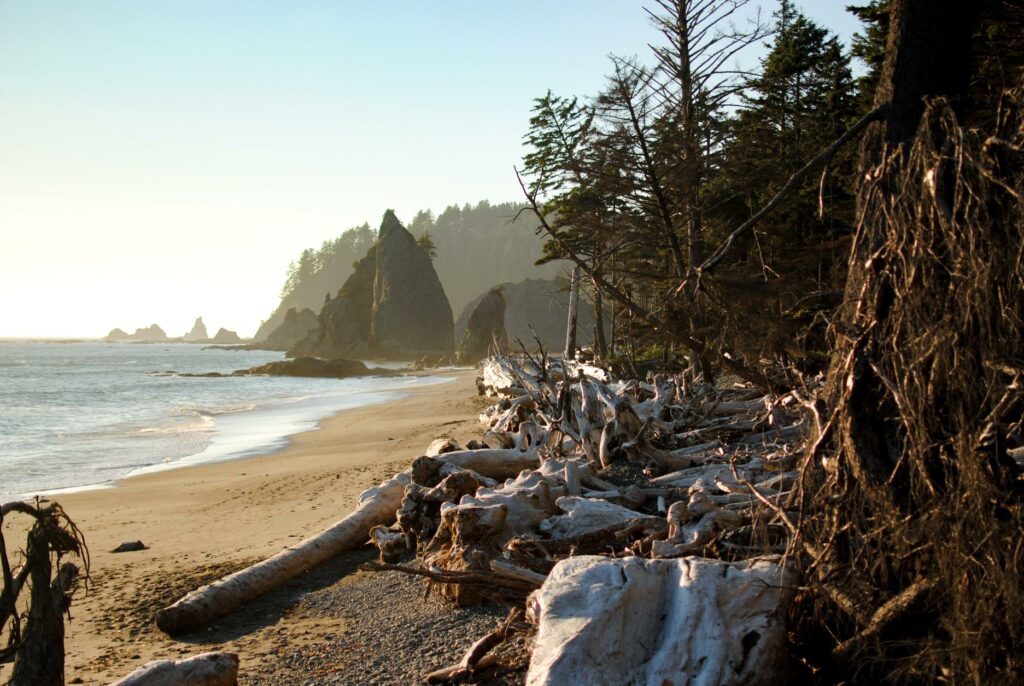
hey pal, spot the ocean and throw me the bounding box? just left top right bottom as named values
left=0, top=341, right=452, bottom=498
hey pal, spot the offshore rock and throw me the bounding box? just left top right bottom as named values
left=123, top=324, right=169, bottom=342
left=184, top=317, right=209, bottom=342
left=456, top=287, right=506, bottom=364
left=104, top=328, right=131, bottom=342
left=210, top=328, right=242, bottom=344
left=234, top=357, right=383, bottom=379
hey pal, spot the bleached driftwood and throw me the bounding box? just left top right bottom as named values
left=110, top=652, right=239, bottom=686
left=538, top=496, right=659, bottom=541
left=526, top=556, right=797, bottom=686
left=425, top=437, right=461, bottom=456
left=156, top=473, right=410, bottom=634
left=651, top=487, right=743, bottom=557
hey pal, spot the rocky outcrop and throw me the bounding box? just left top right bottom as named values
left=455, top=278, right=603, bottom=352
left=184, top=317, right=208, bottom=342
left=134, top=324, right=168, bottom=342
left=105, top=324, right=170, bottom=342
left=456, top=288, right=507, bottom=364
left=210, top=328, right=242, bottom=344
left=235, top=357, right=375, bottom=379
left=290, top=211, right=454, bottom=359
left=262, top=308, right=319, bottom=352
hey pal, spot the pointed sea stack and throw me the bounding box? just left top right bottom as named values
left=371, top=210, right=454, bottom=358
left=184, top=317, right=209, bottom=342
left=290, top=211, right=454, bottom=360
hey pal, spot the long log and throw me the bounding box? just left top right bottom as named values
left=432, top=447, right=541, bottom=480
left=110, top=652, right=239, bottom=686
left=155, top=473, right=410, bottom=634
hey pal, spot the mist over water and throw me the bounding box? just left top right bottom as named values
left=0, top=341, right=448, bottom=497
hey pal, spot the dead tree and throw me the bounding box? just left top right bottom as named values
left=1, top=501, right=88, bottom=686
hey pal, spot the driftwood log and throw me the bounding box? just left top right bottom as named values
left=155, top=473, right=411, bottom=634
left=525, top=555, right=797, bottom=685
left=109, top=652, right=239, bottom=686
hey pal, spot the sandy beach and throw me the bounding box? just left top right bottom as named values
left=0, top=368, right=508, bottom=685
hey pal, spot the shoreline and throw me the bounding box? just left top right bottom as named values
left=9, top=364, right=463, bottom=500
left=0, top=367, right=486, bottom=685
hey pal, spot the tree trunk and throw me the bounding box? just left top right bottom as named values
left=591, top=278, right=608, bottom=359
left=110, top=652, right=239, bottom=686
left=564, top=265, right=580, bottom=360
left=156, top=473, right=410, bottom=634
left=832, top=0, right=979, bottom=486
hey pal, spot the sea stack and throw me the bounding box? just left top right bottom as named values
left=290, top=210, right=454, bottom=359
left=131, top=324, right=168, bottom=342
left=210, top=328, right=242, bottom=344
left=184, top=317, right=208, bottom=342
left=370, top=210, right=454, bottom=358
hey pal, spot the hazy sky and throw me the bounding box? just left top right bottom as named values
left=0, top=1, right=862, bottom=339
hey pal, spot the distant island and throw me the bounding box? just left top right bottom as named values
left=104, top=317, right=244, bottom=344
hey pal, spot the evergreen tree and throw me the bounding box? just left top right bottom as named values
left=416, top=231, right=438, bottom=259
left=727, top=0, right=857, bottom=248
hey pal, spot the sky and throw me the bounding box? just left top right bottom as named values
left=0, top=1, right=863, bottom=339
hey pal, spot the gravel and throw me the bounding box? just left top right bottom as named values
left=239, top=548, right=531, bottom=686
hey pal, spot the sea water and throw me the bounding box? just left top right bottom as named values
left=0, top=341, right=451, bottom=497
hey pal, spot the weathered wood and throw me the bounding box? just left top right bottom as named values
left=538, top=496, right=660, bottom=541
left=489, top=559, right=548, bottom=586
left=526, top=556, right=797, bottom=685
left=428, top=447, right=541, bottom=480
left=425, top=653, right=498, bottom=684
left=110, top=652, right=239, bottom=686
left=156, top=473, right=410, bottom=634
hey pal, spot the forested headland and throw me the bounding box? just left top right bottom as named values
left=255, top=201, right=562, bottom=341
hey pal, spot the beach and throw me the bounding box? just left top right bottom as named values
left=0, top=367, right=520, bottom=685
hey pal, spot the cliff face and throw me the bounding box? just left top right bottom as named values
left=457, top=288, right=507, bottom=364
left=290, top=211, right=454, bottom=360
left=184, top=317, right=208, bottom=342
left=262, top=308, right=319, bottom=352
left=290, top=248, right=376, bottom=358
left=455, top=278, right=603, bottom=352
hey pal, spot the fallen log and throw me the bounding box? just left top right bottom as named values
left=155, top=473, right=410, bottom=634
left=429, top=447, right=542, bottom=480
left=526, top=555, right=797, bottom=685
left=110, top=652, right=239, bottom=686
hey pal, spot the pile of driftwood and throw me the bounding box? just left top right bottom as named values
left=147, top=353, right=805, bottom=685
